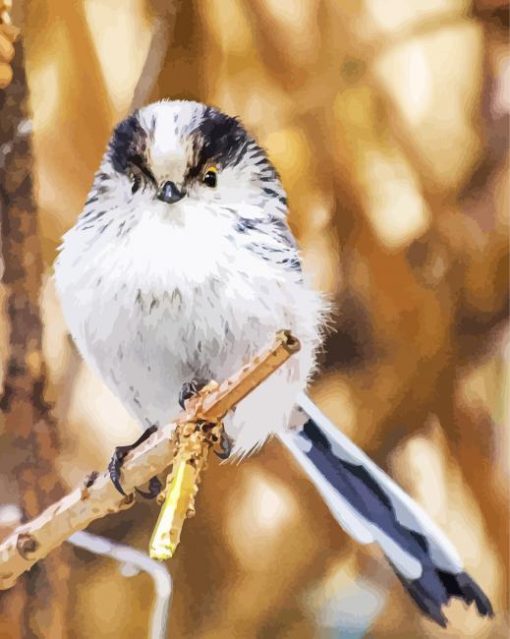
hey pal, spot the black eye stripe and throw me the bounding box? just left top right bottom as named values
left=130, top=154, right=157, bottom=185
left=108, top=113, right=157, bottom=187
left=189, top=108, right=250, bottom=176
left=109, top=114, right=146, bottom=174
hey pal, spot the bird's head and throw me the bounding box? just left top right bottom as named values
left=88, top=100, right=287, bottom=228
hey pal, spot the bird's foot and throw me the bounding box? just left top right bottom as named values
left=179, top=379, right=233, bottom=459
left=214, top=425, right=233, bottom=460
left=178, top=378, right=208, bottom=410
left=135, top=475, right=163, bottom=500
left=108, top=424, right=160, bottom=498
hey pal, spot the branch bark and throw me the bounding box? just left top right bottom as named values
left=0, top=20, right=70, bottom=638
left=0, top=330, right=300, bottom=590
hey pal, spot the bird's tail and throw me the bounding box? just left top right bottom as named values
left=279, top=393, right=494, bottom=628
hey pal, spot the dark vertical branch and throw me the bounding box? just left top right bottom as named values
left=152, top=0, right=208, bottom=102
left=0, top=30, right=70, bottom=639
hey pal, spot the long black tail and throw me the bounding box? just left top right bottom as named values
left=279, top=394, right=494, bottom=628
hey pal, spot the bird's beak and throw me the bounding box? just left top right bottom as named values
left=157, top=181, right=185, bottom=204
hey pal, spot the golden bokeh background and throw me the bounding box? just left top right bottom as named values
left=0, top=0, right=508, bottom=637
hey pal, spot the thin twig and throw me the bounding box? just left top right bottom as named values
left=68, top=531, right=172, bottom=639
left=0, top=330, right=300, bottom=590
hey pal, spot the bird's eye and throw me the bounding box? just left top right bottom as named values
left=202, top=166, right=218, bottom=188
left=131, top=173, right=142, bottom=195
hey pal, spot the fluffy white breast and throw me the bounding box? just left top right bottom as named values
left=54, top=201, right=325, bottom=452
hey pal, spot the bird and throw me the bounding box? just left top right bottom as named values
left=54, top=99, right=493, bottom=628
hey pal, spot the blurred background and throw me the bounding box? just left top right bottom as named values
left=0, top=0, right=508, bottom=637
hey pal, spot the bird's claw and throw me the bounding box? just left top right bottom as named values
left=214, top=427, right=233, bottom=460
left=108, top=447, right=128, bottom=496
left=108, top=425, right=158, bottom=497
left=178, top=378, right=208, bottom=410
left=179, top=379, right=233, bottom=459
left=136, top=475, right=163, bottom=500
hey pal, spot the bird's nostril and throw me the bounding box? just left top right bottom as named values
left=157, top=181, right=184, bottom=204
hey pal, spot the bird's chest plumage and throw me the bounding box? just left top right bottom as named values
left=56, top=212, right=292, bottom=427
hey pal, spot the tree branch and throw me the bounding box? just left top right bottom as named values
left=0, top=330, right=300, bottom=590
left=129, top=1, right=178, bottom=111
